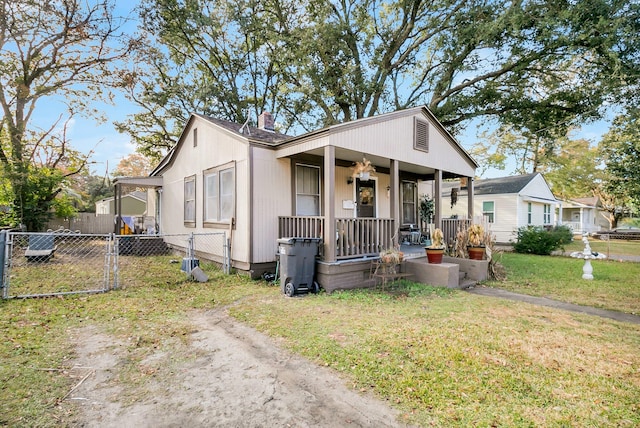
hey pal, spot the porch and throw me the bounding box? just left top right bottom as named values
left=278, top=216, right=472, bottom=261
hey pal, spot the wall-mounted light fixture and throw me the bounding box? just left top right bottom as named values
left=386, top=185, right=391, bottom=198
left=347, top=177, right=354, bottom=185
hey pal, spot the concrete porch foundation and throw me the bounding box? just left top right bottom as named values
left=316, top=258, right=378, bottom=294
left=315, top=254, right=489, bottom=293
left=404, top=259, right=460, bottom=288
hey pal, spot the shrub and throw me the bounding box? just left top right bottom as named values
left=513, top=225, right=573, bottom=255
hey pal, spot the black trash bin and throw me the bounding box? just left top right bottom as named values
left=277, top=237, right=321, bottom=297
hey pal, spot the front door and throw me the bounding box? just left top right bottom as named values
left=356, top=179, right=376, bottom=218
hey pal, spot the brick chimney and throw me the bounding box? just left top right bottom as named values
left=258, top=111, right=275, bottom=132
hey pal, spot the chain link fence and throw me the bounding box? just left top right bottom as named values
left=114, top=232, right=228, bottom=289
left=1, top=231, right=229, bottom=299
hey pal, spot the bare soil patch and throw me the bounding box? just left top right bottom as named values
left=67, top=309, right=408, bottom=427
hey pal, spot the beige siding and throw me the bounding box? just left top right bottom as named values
left=277, top=110, right=475, bottom=178
left=159, top=119, right=251, bottom=264
left=251, top=147, right=291, bottom=263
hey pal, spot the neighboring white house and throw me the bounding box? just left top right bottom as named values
left=95, top=190, right=147, bottom=216
left=435, top=173, right=559, bottom=243
left=144, top=106, right=478, bottom=290
left=559, top=196, right=608, bottom=235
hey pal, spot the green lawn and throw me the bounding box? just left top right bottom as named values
left=561, top=237, right=640, bottom=257
left=491, top=252, right=640, bottom=314
left=1, top=255, right=639, bottom=427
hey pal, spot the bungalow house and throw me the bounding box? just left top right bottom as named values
left=143, top=106, right=478, bottom=291
left=438, top=173, right=559, bottom=243
left=559, top=196, right=608, bottom=235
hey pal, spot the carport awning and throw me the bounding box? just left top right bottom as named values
left=113, top=176, right=163, bottom=188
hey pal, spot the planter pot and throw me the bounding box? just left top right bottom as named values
left=425, top=248, right=444, bottom=264
left=468, top=246, right=485, bottom=260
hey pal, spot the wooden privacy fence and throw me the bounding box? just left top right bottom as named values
left=46, top=213, right=115, bottom=234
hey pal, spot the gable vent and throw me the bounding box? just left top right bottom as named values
left=414, top=118, right=429, bottom=152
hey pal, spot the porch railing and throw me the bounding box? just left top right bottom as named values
left=441, top=218, right=472, bottom=248
left=278, top=216, right=395, bottom=260
left=278, top=216, right=324, bottom=239
left=336, top=218, right=394, bottom=259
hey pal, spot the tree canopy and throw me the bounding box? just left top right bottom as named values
left=598, top=109, right=640, bottom=212
left=119, top=0, right=640, bottom=159
left=0, top=0, right=134, bottom=230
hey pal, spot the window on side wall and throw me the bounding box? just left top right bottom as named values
left=544, top=204, right=551, bottom=225
left=296, top=164, right=320, bottom=216
left=482, top=201, right=495, bottom=223
left=184, top=175, right=196, bottom=226
left=527, top=202, right=532, bottom=224
left=204, top=164, right=235, bottom=224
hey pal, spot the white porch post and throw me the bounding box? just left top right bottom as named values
left=390, top=159, right=400, bottom=246
left=434, top=169, right=442, bottom=229
left=323, top=146, right=336, bottom=262
left=467, top=176, right=474, bottom=220
left=558, top=202, right=563, bottom=226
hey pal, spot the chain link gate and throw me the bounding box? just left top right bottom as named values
left=2, top=231, right=113, bottom=299
left=113, top=232, right=229, bottom=289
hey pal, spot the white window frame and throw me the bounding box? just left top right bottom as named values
left=482, top=200, right=495, bottom=223
left=527, top=202, right=532, bottom=224
left=295, top=164, right=321, bottom=216
left=543, top=204, right=551, bottom=225
left=203, top=163, right=235, bottom=225
left=184, top=175, right=196, bottom=226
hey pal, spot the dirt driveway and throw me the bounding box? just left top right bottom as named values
left=68, top=309, right=408, bottom=427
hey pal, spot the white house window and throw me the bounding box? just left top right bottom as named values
left=193, top=128, right=198, bottom=147
left=544, top=204, right=551, bottom=225
left=204, top=165, right=235, bottom=223
left=184, top=175, right=196, bottom=225
left=296, top=164, right=320, bottom=216
left=483, top=201, right=495, bottom=223
left=527, top=202, right=532, bottom=224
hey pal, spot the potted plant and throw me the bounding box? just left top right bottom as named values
left=418, top=194, right=434, bottom=244
left=467, top=224, right=485, bottom=260
left=425, top=228, right=445, bottom=264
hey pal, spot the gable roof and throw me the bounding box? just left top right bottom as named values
left=570, top=196, right=600, bottom=207
left=474, top=173, right=539, bottom=195
left=197, top=114, right=291, bottom=146
left=152, top=113, right=292, bottom=175
left=152, top=105, right=477, bottom=176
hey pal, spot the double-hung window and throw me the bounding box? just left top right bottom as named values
left=296, top=164, right=320, bottom=216
left=482, top=201, right=495, bottom=223
left=204, top=164, right=235, bottom=224
left=527, top=203, right=532, bottom=224
left=543, top=204, right=551, bottom=225
left=184, top=175, right=196, bottom=225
